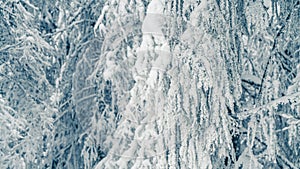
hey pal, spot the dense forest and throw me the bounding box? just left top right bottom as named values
left=0, top=0, right=299, bottom=168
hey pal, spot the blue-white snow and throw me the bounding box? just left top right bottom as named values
left=0, top=0, right=299, bottom=168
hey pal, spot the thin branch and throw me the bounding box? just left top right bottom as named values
left=0, top=41, right=23, bottom=52
left=276, top=150, right=298, bottom=169
left=257, top=54, right=273, bottom=100
left=238, top=91, right=300, bottom=119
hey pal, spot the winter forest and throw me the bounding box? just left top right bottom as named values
left=0, top=0, right=299, bottom=168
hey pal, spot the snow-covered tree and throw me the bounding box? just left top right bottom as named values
left=1, top=0, right=299, bottom=169
left=0, top=1, right=56, bottom=168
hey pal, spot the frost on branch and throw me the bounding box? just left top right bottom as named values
left=1, top=0, right=299, bottom=169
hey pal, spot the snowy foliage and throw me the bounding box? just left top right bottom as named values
left=0, top=0, right=299, bottom=169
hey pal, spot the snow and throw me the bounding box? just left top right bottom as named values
left=2, top=0, right=299, bottom=168
left=142, top=13, right=165, bottom=35
left=94, top=5, right=109, bottom=37
left=263, top=0, right=272, bottom=16
left=146, top=0, right=165, bottom=14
